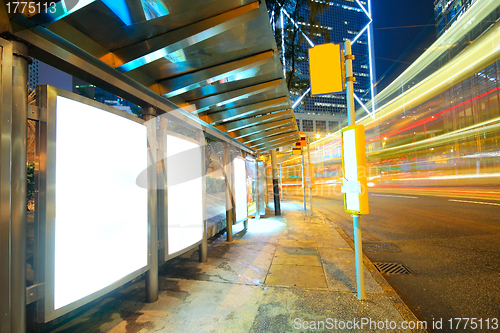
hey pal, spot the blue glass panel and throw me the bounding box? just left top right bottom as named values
left=141, top=0, right=170, bottom=21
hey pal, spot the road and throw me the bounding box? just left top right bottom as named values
left=284, top=185, right=500, bottom=332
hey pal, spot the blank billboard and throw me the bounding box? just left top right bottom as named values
left=44, top=92, right=149, bottom=321
left=234, top=157, right=248, bottom=222
left=166, top=134, right=204, bottom=255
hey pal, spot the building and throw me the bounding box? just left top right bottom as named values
left=274, top=0, right=375, bottom=139
left=73, top=77, right=140, bottom=116
left=434, top=0, right=475, bottom=37
left=434, top=1, right=499, bottom=68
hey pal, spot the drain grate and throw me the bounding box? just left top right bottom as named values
left=374, top=262, right=411, bottom=275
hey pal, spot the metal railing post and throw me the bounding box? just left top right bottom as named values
left=307, top=135, right=313, bottom=215
left=301, top=149, right=306, bottom=211
left=11, top=40, right=29, bottom=333
left=270, top=149, right=281, bottom=215
left=198, top=131, right=207, bottom=262
left=144, top=107, right=158, bottom=303
left=224, top=143, right=234, bottom=242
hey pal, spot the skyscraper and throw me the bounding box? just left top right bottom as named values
left=434, top=0, right=475, bottom=37
left=271, top=0, right=375, bottom=138
left=434, top=0, right=499, bottom=68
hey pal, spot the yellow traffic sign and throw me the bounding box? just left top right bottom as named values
left=308, top=43, right=345, bottom=95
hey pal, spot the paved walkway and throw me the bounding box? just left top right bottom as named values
left=47, top=201, right=426, bottom=333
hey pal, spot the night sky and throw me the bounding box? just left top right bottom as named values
left=371, top=0, right=436, bottom=87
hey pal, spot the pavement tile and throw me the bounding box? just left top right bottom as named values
left=265, top=264, right=328, bottom=288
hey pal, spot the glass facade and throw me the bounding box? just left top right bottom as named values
left=272, top=0, right=374, bottom=141
left=72, top=77, right=141, bottom=117
left=434, top=0, right=475, bottom=37
left=285, top=0, right=373, bottom=117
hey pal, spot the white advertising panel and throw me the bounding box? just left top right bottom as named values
left=166, top=134, right=204, bottom=255
left=341, top=124, right=369, bottom=215
left=342, top=128, right=359, bottom=212
left=234, top=157, right=248, bottom=222
left=45, top=93, right=148, bottom=321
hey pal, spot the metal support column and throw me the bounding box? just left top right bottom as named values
left=345, top=39, right=365, bottom=300
left=0, top=37, right=13, bottom=333
left=301, top=149, right=306, bottom=211
left=198, top=130, right=207, bottom=262
left=224, top=143, right=234, bottom=242
left=255, top=158, right=260, bottom=221
left=11, top=40, right=29, bottom=333
left=279, top=164, right=283, bottom=200
left=156, top=124, right=166, bottom=264
left=270, top=149, right=281, bottom=215
left=144, top=107, right=158, bottom=303
left=307, top=135, right=313, bottom=215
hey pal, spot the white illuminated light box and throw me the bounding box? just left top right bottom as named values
left=341, top=125, right=369, bottom=215
left=233, top=157, right=248, bottom=222
left=165, top=134, right=203, bottom=255
left=40, top=86, right=149, bottom=322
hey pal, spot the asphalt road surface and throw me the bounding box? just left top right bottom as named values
left=284, top=185, right=500, bottom=332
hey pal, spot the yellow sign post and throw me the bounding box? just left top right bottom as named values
left=308, top=40, right=368, bottom=300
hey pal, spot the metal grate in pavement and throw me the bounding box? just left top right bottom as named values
left=374, top=262, right=411, bottom=275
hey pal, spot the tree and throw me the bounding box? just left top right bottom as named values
left=266, top=0, right=330, bottom=95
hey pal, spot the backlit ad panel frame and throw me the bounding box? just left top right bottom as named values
left=37, top=85, right=149, bottom=322
left=157, top=125, right=204, bottom=261
left=233, top=156, right=249, bottom=224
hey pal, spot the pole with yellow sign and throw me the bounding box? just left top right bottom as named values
left=308, top=40, right=369, bottom=300
left=306, top=134, right=313, bottom=215
left=342, top=40, right=368, bottom=300
left=293, top=132, right=308, bottom=211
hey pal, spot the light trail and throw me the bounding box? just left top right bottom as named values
left=449, top=199, right=500, bottom=206
left=370, top=194, right=418, bottom=199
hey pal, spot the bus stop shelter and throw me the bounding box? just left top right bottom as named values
left=0, top=1, right=299, bottom=332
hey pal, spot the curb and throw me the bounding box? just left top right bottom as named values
left=334, top=225, right=428, bottom=333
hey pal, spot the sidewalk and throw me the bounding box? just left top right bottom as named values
left=48, top=201, right=426, bottom=333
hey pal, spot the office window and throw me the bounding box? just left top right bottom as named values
left=302, top=119, right=313, bottom=132
left=328, top=121, right=338, bottom=132
left=316, top=120, right=326, bottom=132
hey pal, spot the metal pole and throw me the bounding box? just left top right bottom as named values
left=353, top=214, right=366, bottom=299
left=255, top=159, right=260, bottom=221
left=198, top=130, right=207, bottom=262
left=307, top=135, right=313, bottom=215
left=156, top=125, right=166, bottom=264
left=345, top=40, right=356, bottom=127
left=301, top=149, right=306, bottom=211
left=224, top=143, right=234, bottom=242
left=144, top=107, right=158, bottom=303
left=279, top=163, right=283, bottom=200
left=0, top=38, right=13, bottom=333
left=345, top=39, right=365, bottom=300
left=270, top=149, right=281, bottom=215
left=11, top=40, right=28, bottom=333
